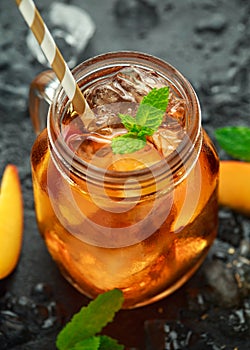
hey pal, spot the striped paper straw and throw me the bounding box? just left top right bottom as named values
left=16, top=0, right=86, bottom=115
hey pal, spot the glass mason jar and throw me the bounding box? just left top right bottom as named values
left=30, top=51, right=219, bottom=309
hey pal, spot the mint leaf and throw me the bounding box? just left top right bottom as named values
left=99, top=335, right=125, bottom=350
left=118, top=114, right=138, bottom=132
left=137, top=125, right=155, bottom=137
left=56, top=289, right=124, bottom=350
left=111, top=133, right=146, bottom=154
left=69, top=336, right=100, bottom=350
left=215, top=126, right=250, bottom=161
left=69, top=335, right=124, bottom=350
left=136, top=104, right=164, bottom=131
left=111, top=87, right=170, bottom=154
left=141, top=86, right=169, bottom=112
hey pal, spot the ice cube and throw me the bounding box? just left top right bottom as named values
left=150, top=123, right=185, bottom=157
left=26, top=2, right=95, bottom=68
left=116, top=67, right=167, bottom=102
left=167, top=92, right=186, bottom=126
left=84, top=67, right=167, bottom=108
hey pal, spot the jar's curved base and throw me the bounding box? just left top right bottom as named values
left=126, top=254, right=207, bottom=309
left=41, top=185, right=218, bottom=309
left=57, top=252, right=208, bottom=309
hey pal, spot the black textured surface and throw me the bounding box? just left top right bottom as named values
left=0, top=0, right=250, bottom=349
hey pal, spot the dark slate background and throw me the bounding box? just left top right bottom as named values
left=0, top=0, right=250, bottom=349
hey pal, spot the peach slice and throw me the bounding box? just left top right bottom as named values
left=219, top=160, right=250, bottom=215
left=0, top=164, right=23, bottom=279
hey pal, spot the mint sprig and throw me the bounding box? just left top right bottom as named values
left=56, top=289, right=124, bottom=350
left=70, top=336, right=124, bottom=350
left=111, top=87, right=169, bottom=154
left=215, top=126, right=250, bottom=161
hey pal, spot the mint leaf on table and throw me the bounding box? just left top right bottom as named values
left=69, top=336, right=100, bottom=350
left=69, top=335, right=124, bottom=350
left=215, top=126, right=250, bottom=161
left=98, top=335, right=125, bottom=350
left=56, top=289, right=124, bottom=350
left=111, top=87, right=169, bottom=154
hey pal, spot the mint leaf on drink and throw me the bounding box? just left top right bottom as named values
left=135, top=104, right=165, bottom=132
left=215, top=126, right=250, bottom=161
left=56, top=289, right=124, bottom=350
left=141, top=86, right=170, bottom=112
left=118, top=114, right=138, bottom=132
left=111, top=87, right=170, bottom=154
left=111, top=133, right=147, bottom=154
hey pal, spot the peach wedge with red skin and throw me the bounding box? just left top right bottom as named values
left=0, top=164, right=23, bottom=279
left=219, top=160, right=250, bottom=216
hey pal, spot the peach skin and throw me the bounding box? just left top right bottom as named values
left=219, top=160, right=250, bottom=216
left=0, top=164, right=23, bottom=279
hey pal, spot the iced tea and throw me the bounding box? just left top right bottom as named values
left=31, top=52, right=219, bottom=308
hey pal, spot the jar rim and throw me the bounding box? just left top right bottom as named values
left=48, top=51, right=202, bottom=187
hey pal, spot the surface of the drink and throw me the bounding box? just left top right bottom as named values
left=62, top=67, right=187, bottom=171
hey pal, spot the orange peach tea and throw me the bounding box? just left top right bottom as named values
left=31, top=56, right=219, bottom=308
